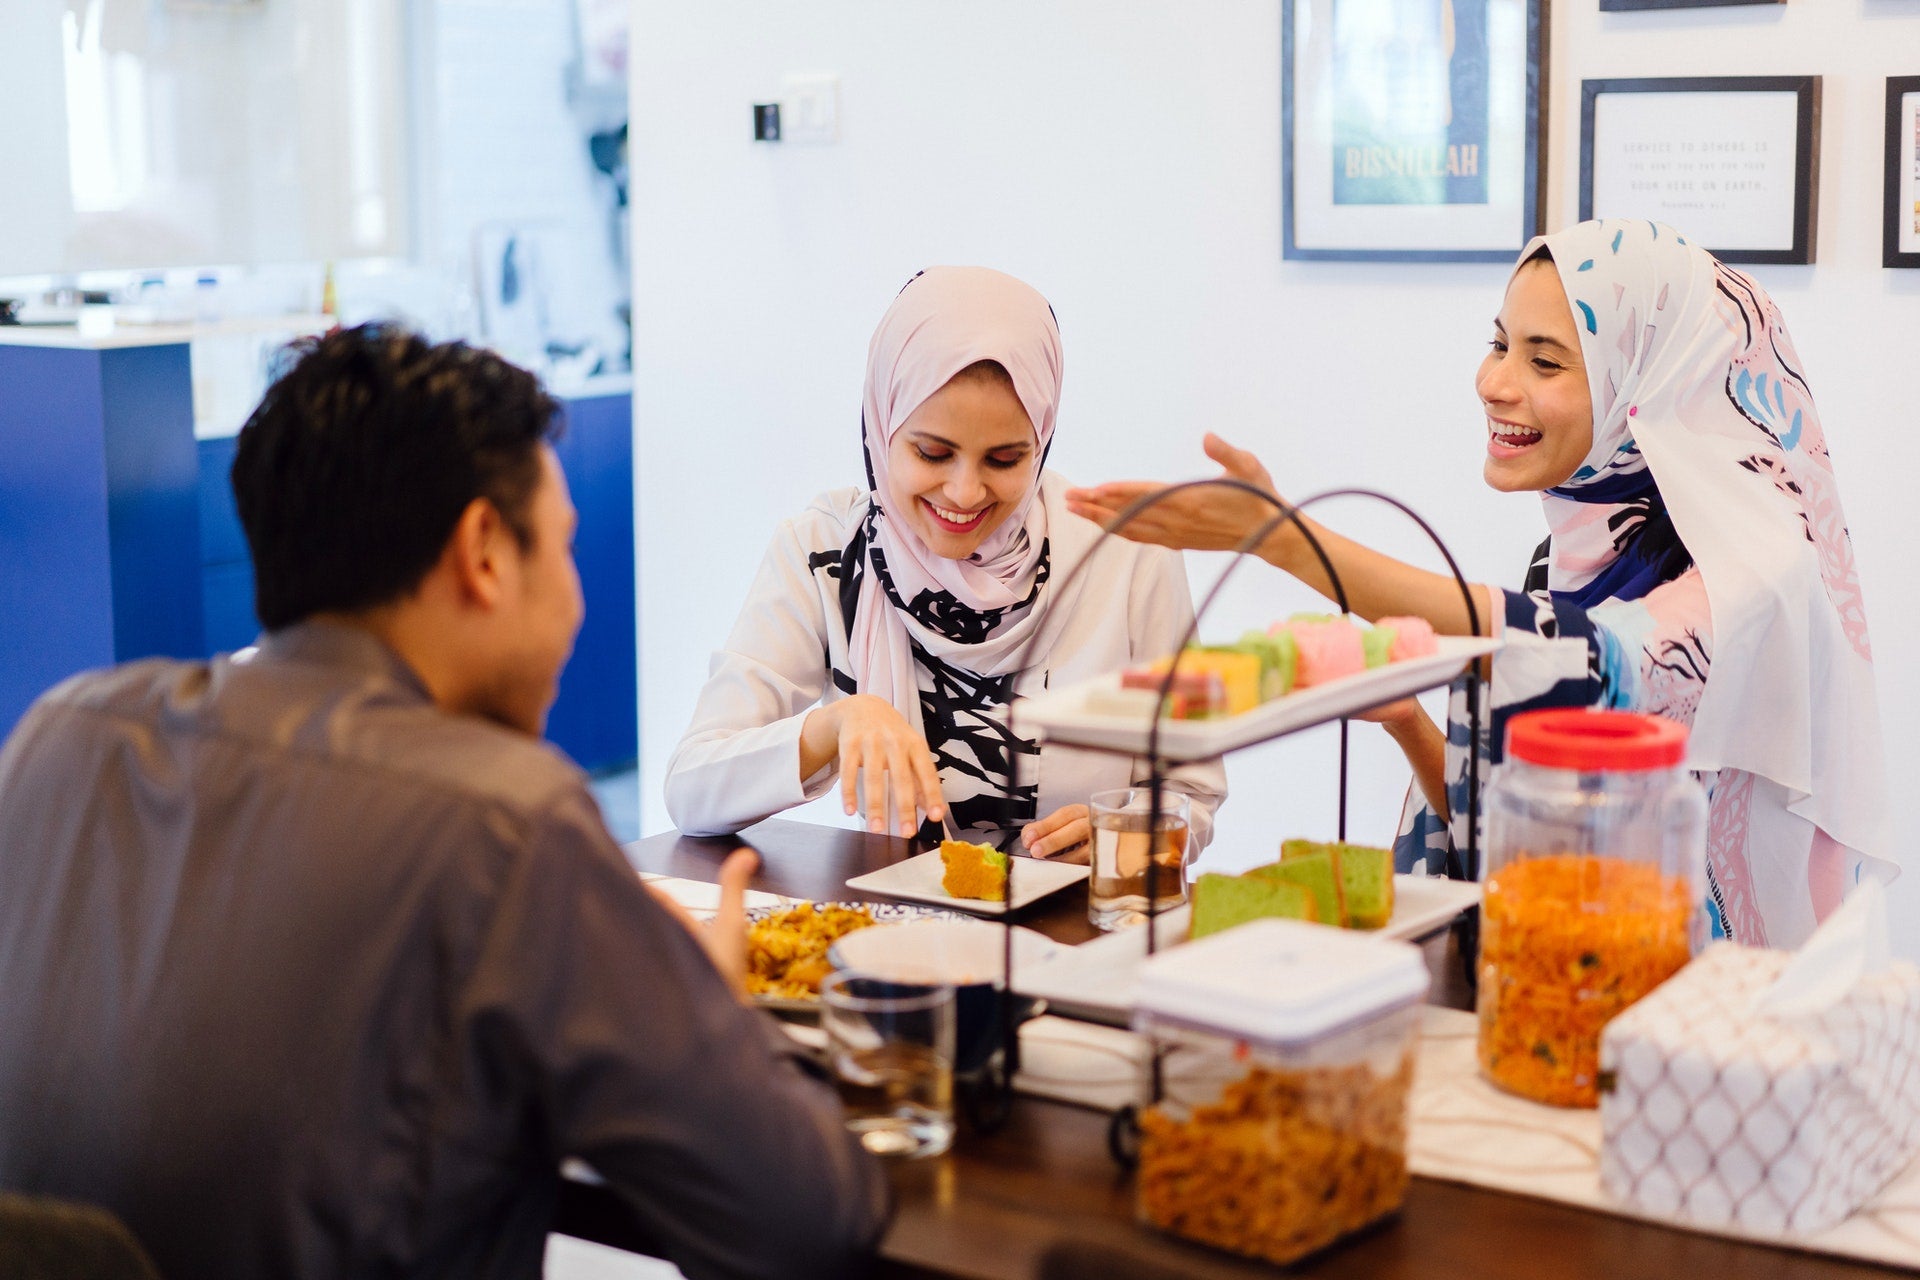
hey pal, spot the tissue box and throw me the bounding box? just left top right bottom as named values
left=1598, top=942, right=1920, bottom=1236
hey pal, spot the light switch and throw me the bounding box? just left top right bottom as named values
left=781, top=74, right=840, bottom=145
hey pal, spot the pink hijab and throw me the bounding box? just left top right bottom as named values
left=848, top=267, right=1069, bottom=728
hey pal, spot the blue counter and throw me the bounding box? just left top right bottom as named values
left=2, top=329, right=637, bottom=773
left=196, top=386, right=639, bottom=773
left=0, top=337, right=203, bottom=734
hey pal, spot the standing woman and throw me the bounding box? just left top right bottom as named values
left=667, top=266, right=1225, bottom=856
left=1068, top=220, right=1887, bottom=948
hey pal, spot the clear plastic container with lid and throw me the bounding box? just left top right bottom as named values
left=1478, top=709, right=1707, bottom=1108
left=1132, top=919, right=1430, bottom=1265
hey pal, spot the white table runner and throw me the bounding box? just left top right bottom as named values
left=1408, top=1007, right=1920, bottom=1271
left=1007, top=1008, right=1920, bottom=1271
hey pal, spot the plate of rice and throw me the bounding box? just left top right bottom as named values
left=744, top=900, right=969, bottom=1011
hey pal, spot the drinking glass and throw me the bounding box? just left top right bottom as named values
left=1088, top=788, right=1191, bottom=932
left=820, top=970, right=956, bottom=1158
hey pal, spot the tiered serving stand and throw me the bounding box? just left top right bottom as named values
left=979, top=479, right=1492, bottom=1156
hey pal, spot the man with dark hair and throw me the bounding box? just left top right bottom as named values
left=0, top=325, right=887, bottom=1280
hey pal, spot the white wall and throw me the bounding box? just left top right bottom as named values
left=410, top=0, right=629, bottom=370
left=629, top=0, right=1920, bottom=953
left=0, top=0, right=408, bottom=275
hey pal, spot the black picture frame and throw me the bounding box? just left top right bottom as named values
left=1598, top=0, right=1781, bottom=12
left=1886, top=77, right=1920, bottom=269
left=1281, top=0, right=1548, bottom=262
left=1579, top=76, right=1820, bottom=265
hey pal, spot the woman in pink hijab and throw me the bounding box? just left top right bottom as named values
left=666, top=267, right=1226, bottom=856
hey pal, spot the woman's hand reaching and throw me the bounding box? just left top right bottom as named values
left=1022, top=804, right=1091, bottom=860
left=1356, top=698, right=1450, bottom=818
left=1068, top=433, right=1496, bottom=638
left=1064, top=434, right=1289, bottom=555
left=800, top=694, right=947, bottom=838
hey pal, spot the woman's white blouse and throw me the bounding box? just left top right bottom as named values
left=664, top=488, right=1228, bottom=850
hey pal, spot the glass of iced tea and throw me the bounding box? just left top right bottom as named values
left=820, top=970, right=956, bottom=1158
left=1087, top=788, right=1191, bottom=932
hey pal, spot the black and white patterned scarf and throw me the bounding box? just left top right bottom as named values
left=820, top=504, right=1046, bottom=848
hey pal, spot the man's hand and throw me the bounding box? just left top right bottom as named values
left=647, top=847, right=761, bottom=999
left=1022, top=804, right=1091, bottom=860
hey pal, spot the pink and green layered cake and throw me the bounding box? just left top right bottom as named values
left=1230, top=630, right=1297, bottom=700
left=1367, top=615, right=1439, bottom=667
left=1274, top=614, right=1367, bottom=687
left=1116, top=649, right=1262, bottom=718
left=1098, top=613, right=1441, bottom=722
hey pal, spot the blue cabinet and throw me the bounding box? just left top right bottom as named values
left=5, top=334, right=636, bottom=776
left=191, top=388, right=637, bottom=773
left=0, top=339, right=203, bottom=737
left=544, top=391, right=638, bottom=772
left=194, top=434, right=257, bottom=656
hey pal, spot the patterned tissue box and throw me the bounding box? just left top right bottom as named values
left=1597, top=942, right=1920, bottom=1237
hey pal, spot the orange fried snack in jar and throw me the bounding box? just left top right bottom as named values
left=1131, top=918, right=1430, bottom=1262
left=1136, top=1056, right=1415, bottom=1265
left=1477, top=852, right=1693, bottom=1107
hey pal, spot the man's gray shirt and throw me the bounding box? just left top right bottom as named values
left=0, top=622, right=887, bottom=1279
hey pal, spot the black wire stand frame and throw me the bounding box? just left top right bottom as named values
left=981, top=479, right=1486, bottom=1146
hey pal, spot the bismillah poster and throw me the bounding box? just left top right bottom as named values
left=1331, top=0, right=1490, bottom=207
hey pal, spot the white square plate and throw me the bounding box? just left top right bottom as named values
left=1013, top=873, right=1481, bottom=1025
left=845, top=849, right=1090, bottom=916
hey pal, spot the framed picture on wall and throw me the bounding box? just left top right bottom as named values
left=1579, top=76, right=1821, bottom=265
left=1281, top=0, right=1548, bottom=262
left=1597, top=0, right=1780, bottom=12
left=1887, top=77, right=1920, bottom=268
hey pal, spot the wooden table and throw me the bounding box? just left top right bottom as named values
left=560, top=819, right=1904, bottom=1280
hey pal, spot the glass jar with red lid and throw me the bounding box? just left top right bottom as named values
left=1477, top=709, right=1707, bottom=1108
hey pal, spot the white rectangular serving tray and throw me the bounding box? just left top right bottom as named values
left=1011, top=636, right=1501, bottom=761
left=1014, top=873, right=1482, bottom=1026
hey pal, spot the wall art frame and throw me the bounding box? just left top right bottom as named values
left=1597, top=0, right=1781, bottom=13
left=1580, top=76, right=1820, bottom=265
left=1281, top=0, right=1548, bottom=262
left=1886, top=76, right=1920, bottom=269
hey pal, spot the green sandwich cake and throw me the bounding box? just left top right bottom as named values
left=1274, top=838, right=1396, bottom=930
left=1184, top=838, right=1397, bottom=940
left=1252, top=845, right=1345, bottom=926
left=1189, top=872, right=1318, bottom=940
left=1332, top=842, right=1395, bottom=930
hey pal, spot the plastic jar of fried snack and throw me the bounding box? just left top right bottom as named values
left=1131, top=920, right=1429, bottom=1266
left=1478, top=710, right=1707, bottom=1108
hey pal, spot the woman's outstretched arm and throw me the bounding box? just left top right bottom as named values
left=1065, top=433, right=1496, bottom=638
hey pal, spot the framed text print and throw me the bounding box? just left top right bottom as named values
left=1281, top=0, right=1548, bottom=262
left=1580, top=77, right=1821, bottom=266
left=1886, top=77, right=1920, bottom=268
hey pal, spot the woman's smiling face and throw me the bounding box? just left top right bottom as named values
left=1478, top=258, right=1597, bottom=493
left=885, top=363, right=1037, bottom=559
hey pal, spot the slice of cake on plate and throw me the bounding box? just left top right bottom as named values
left=1332, top=842, right=1395, bottom=930
left=1253, top=844, right=1346, bottom=926
left=940, top=839, right=1009, bottom=902
left=1189, top=872, right=1318, bottom=939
